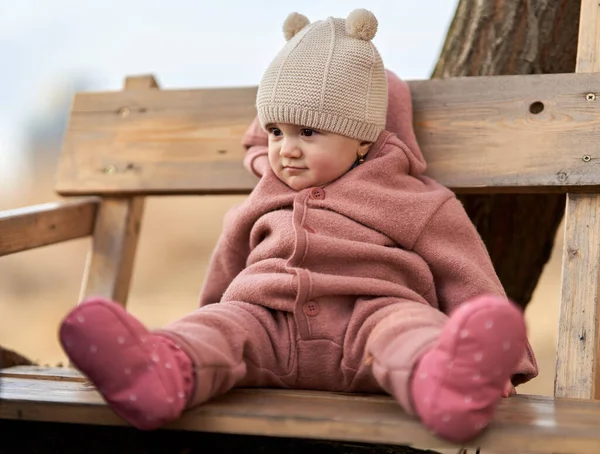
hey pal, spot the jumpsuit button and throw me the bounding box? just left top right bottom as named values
left=303, top=301, right=320, bottom=316
left=309, top=188, right=325, bottom=200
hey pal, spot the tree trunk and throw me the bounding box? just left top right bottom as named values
left=431, top=0, right=580, bottom=308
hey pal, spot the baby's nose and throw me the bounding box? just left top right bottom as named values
left=280, top=141, right=302, bottom=157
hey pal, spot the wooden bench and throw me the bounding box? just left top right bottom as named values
left=4, top=3, right=600, bottom=452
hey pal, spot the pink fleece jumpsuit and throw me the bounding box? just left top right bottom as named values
left=59, top=69, right=538, bottom=443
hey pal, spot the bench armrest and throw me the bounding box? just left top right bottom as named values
left=0, top=197, right=99, bottom=256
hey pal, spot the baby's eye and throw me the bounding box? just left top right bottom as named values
left=302, top=128, right=317, bottom=137
left=269, top=127, right=282, bottom=136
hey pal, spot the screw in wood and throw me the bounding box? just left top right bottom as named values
left=586, top=93, right=596, bottom=101
left=583, top=155, right=592, bottom=162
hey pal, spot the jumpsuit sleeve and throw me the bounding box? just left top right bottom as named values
left=198, top=206, right=250, bottom=307
left=412, top=196, right=539, bottom=385
left=200, top=115, right=266, bottom=305
left=241, top=116, right=270, bottom=178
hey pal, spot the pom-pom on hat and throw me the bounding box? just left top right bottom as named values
left=257, top=9, right=388, bottom=143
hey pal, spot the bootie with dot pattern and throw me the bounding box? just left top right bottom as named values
left=409, top=295, right=527, bottom=443
left=59, top=297, right=194, bottom=430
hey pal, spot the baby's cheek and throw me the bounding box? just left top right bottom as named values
left=267, top=151, right=280, bottom=170
left=312, top=156, right=339, bottom=174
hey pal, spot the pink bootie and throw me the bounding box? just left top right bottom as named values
left=410, top=295, right=527, bottom=443
left=59, top=297, right=194, bottom=430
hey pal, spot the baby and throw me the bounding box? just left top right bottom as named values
left=59, top=9, right=538, bottom=443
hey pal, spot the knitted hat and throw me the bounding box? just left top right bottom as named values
left=256, top=9, right=388, bottom=143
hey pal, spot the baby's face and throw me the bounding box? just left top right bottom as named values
left=266, top=123, right=365, bottom=191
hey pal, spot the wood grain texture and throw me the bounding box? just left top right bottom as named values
left=75, top=76, right=154, bottom=306
left=556, top=197, right=600, bottom=398
left=576, top=0, right=600, bottom=74
left=1, top=366, right=600, bottom=454
left=0, top=198, right=98, bottom=256
left=0, top=365, right=86, bottom=381
left=555, top=0, right=600, bottom=400
left=78, top=196, right=144, bottom=306
left=56, top=72, right=600, bottom=195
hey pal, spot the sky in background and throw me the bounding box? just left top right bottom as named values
left=0, top=0, right=458, bottom=189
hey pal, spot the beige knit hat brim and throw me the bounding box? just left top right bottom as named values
left=258, top=105, right=382, bottom=143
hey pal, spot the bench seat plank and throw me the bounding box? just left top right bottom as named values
left=1, top=366, right=600, bottom=453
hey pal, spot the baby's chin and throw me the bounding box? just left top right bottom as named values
left=276, top=173, right=317, bottom=191
left=282, top=178, right=310, bottom=191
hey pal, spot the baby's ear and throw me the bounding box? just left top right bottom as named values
left=283, top=12, right=310, bottom=41
left=358, top=140, right=372, bottom=155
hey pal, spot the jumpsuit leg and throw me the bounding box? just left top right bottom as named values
left=59, top=298, right=294, bottom=431
left=157, top=300, right=296, bottom=406
left=342, top=296, right=445, bottom=396
left=363, top=294, right=527, bottom=443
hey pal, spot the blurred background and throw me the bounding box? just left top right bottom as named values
left=0, top=0, right=560, bottom=396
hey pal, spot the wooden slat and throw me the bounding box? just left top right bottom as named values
left=410, top=73, right=600, bottom=192
left=574, top=0, right=600, bottom=74
left=78, top=193, right=144, bottom=306
left=555, top=0, right=600, bottom=400
left=555, top=195, right=600, bottom=398
left=121, top=74, right=159, bottom=90
left=55, top=72, right=600, bottom=196
left=0, top=198, right=98, bottom=256
left=1, top=367, right=600, bottom=454
left=0, top=366, right=86, bottom=382
left=57, top=84, right=259, bottom=196
left=76, top=75, right=154, bottom=306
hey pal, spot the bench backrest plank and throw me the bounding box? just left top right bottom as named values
left=57, top=72, right=600, bottom=196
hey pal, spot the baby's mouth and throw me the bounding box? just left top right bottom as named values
left=283, top=165, right=307, bottom=172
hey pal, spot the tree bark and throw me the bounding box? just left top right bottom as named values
left=431, top=0, right=580, bottom=308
